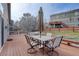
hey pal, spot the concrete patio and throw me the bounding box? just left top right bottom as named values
left=0, top=34, right=79, bottom=56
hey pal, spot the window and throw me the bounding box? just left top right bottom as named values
left=0, top=4, right=3, bottom=15
left=75, top=12, right=79, bottom=16
left=78, top=18, right=79, bottom=22
left=70, top=18, right=72, bottom=22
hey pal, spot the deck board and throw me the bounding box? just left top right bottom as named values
left=0, top=34, right=79, bottom=56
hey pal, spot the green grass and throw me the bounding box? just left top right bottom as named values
left=48, top=30, right=79, bottom=41
left=64, top=36, right=79, bottom=41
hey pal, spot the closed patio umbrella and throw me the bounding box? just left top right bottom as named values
left=38, top=7, right=44, bottom=37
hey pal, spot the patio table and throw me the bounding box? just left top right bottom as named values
left=28, top=35, right=55, bottom=55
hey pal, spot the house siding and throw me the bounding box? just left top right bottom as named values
left=0, top=3, right=9, bottom=48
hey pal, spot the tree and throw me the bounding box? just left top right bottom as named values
left=19, top=13, right=38, bottom=32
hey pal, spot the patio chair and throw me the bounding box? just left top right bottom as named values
left=46, top=33, right=52, bottom=37
left=29, top=32, right=40, bottom=35
left=45, top=36, right=63, bottom=55
left=25, top=35, right=40, bottom=54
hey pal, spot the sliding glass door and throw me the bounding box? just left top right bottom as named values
left=1, top=16, right=4, bottom=46
left=0, top=15, right=4, bottom=47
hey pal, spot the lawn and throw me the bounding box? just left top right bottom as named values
left=48, top=30, right=79, bottom=41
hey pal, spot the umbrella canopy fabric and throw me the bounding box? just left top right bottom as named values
left=38, top=7, right=44, bottom=37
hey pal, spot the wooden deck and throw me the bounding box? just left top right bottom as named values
left=0, top=34, right=79, bottom=56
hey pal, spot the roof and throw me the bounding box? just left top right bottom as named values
left=50, top=9, right=79, bottom=17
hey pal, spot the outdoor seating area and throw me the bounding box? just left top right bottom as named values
left=24, top=32, right=63, bottom=55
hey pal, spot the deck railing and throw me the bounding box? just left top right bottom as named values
left=9, top=31, right=27, bottom=35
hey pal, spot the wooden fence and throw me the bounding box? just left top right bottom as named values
left=47, top=27, right=79, bottom=32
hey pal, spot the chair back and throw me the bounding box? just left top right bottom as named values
left=46, top=33, right=52, bottom=37
left=53, top=36, right=63, bottom=48
left=29, top=32, right=39, bottom=35
left=25, top=35, right=32, bottom=46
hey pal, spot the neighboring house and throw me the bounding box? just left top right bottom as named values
left=49, top=9, right=79, bottom=28
left=0, top=3, right=10, bottom=48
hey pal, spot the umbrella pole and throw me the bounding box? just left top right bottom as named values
left=40, top=29, right=41, bottom=38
